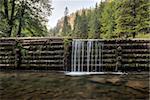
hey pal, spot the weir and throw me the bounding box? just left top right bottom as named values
left=0, top=38, right=149, bottom=73
left=65, top=39, right=124, bottom=76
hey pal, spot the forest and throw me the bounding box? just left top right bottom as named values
left=51, top=0, right=150, bottom=39
left=0, top=0, right=52, bottom=37
left=0, top=0, right=150, bottom=38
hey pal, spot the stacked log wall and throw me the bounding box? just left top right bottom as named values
left=0, top=38, right=65, bottom=71
left=0, top=38, right=149, bottom=71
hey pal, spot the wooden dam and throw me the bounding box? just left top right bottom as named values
left=0, top=37, right=149, bottom=72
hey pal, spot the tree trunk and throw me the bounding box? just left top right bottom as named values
left=3, top=0, right=9, bottom=19
left=132, top=0, right=136, bottom=38
left=17, top=1, right=25, bottom=37
left=8, top=0, right=16, bottom=37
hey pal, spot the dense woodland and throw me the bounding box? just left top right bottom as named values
left=51, top=0, right=150, bottom=39
left=0, top=0, right=149, bottom=38
left=0, top=0, right=52, bottom=37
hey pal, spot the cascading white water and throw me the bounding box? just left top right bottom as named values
left=65, top=39, right=124, bottom=76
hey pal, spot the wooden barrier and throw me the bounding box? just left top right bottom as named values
left=0, top=38, right=149, bottom=71
left=0, top=37, right=65, bottom=71
left=67, top=39, right=150, bottom=72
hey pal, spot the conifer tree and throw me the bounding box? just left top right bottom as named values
left=135, top=0, right=150, bottom=34
left=99, top=0, right=106, bottom=38
left=87, top=9, right=95, bottom=38
left=80, top=10, right=88, bottom=39
left=115, top=0, right=143, bottom=38
left=73, top=12, right=81, bottom=38
left=93, top=3, right=101, bottom=39
left=62, top=7, right=71, bottom=36
left=101, top=0, right=116, bottom=38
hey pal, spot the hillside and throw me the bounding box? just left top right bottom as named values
left=50, top=9, right=89, bottom=35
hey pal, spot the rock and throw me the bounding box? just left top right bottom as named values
left=126, top=81, right=148, bottom=92
left=89, top=77, right=106, bottom=84
left=106, top=77, right=121, bottom=85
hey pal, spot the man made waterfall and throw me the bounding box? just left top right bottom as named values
left=65, top=39, right=124, bottom=76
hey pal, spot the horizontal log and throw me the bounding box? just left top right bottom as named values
left=0, top=46, right=15, bottom=50
left=22, top=45, right=64, bottom=48
left=122, top=54, right=150, bottom=57
left=22, top=59, right=63, bottom=62
left=0, top=62, right=16, bottom=64
left=21, top=56, right=64, bottom=60
left=122, top=64, right=149, bottom=67
left=122, top=61, right=149, bottom=64
left=20, top=64, right=64, bottom=67
left=0, top=64, right=15, bottom=67
left=122, top=50, right=149, bottom=54
left=0, top=57, right=15, bottom=60
left=71, top=64, right=116, bottom=67
left=27, top=50, right=64, bottom=54
left=0, top=42, right=15, bottom=46
left=21, top=61, right=63, bottom=64
left=0, top=51, right=14, bottom=54
left=21, top=41, right=64, bottom=45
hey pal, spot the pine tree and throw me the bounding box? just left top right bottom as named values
left=62, top=7, right=71, bottom=36
left=97, top=0, right=107, bottom=39
left=115, top=0, right=142, bottom=38
left=135, top=0, right=150, bottom=35
left=101, top=0, right=117, bottom=39
left=80, top=10, right=88, bottom=39
left=73, top=12, right=81, bottom=38
left=94, top=3, right=101, bottom=39
left=87, top=9, right=95, bottom=38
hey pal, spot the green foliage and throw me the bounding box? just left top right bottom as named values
left=51, top=0, right=150, bottom=39
left=135, top=33, right=150, bottom=38
left=73, top=10, right=88, bottom=39
left=64, top=38, right=71, bottom=47
left=62, top=7, right=71, bottom=36
left=73, top=12, right=81, bottom=38
left=135, top=0, right=150, bottom=34
left=80, top=10, right=88, bottom=39
left=101, top=1, right=117, bottom=39
left=0, top=0, right=52, bottom=37
left=115, top=0, right=150, bottom=38
left=88, top=3, right=101, bottom=39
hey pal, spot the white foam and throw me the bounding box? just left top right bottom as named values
left=65, top=72, right=126, bottom=76
left=65, top=72, right=90, bottom=76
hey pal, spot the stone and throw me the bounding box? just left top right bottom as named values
left=106, top=77, right=121, bottom=85
left=89, top=77, right=106, bottom=84
left=125, top=81, right=148, bottom=92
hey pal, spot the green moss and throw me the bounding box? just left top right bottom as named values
left=135, top=33, right=150, bottom=38
left=63, top=38, right=71, bottom=48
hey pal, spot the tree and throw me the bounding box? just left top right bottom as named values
left=101, top=0, right=117, bottom=38
left=93, top=3, right=101, bottom=39
left=87, top=8, right=95, bottom=38
left=80, top=10, right=88, bottom=39
left=0, top=0, right=52, bottom=37
left=114, top=0, right=150, bottom=38
left=99, top=0, right=106, bottom=38
left=135, top=0, right=150, bottom=35
left=62, top=7, right=71, bottom=36
left=73, top=12, right=81, bottom=38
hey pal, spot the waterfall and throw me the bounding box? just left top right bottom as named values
left=66, top=39, right=124, bottom=76
left=70, top=39, right=103, bottom=72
